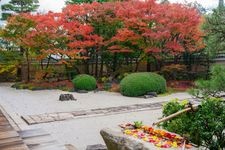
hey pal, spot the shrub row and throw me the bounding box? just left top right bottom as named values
left=13, top=72, right=167, bottom=96
left=72, top=72, right=167, bottom=96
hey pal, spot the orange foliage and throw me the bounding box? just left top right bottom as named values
left=4, top=0, right=204, bottom=64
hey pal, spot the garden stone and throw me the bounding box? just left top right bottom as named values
left=143, top=95, right=154, bottom=99
left=100, top=128, right=155, bottom=150
left=59, top=94, right=76, bottom=101
left=76, top=90, right=88, bottom=93
left=146, top=92, right=157, bottom=97
left=86, top=144, right=107, bottom=150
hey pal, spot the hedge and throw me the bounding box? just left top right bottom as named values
left=120, top=72, right=166, bottom=97
left=72, top=74, right=97, bottom=91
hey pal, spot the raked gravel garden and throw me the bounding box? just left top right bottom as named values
left=1, top=0, right=225, bottom=149
left=0, top=82, right=192, bottom=149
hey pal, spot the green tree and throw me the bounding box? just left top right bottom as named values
left=190, top=64, right=225, bottom=98
left=204, top=2, right=225, bottom=57
left=219, top=0, right=224, bottom=8
left=0, top=50, right=22, bottom=81
left=1, top=0, right=39, bottom=20
left=0, top=15, right=36, bottom=81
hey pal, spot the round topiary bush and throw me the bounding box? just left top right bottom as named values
left=120, top=72, right=166, bottom=97
left=72, top=74, right=97, bottom=91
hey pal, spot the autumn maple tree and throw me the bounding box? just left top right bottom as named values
left=112, top=0, right=204, bottom=70
left=62, top=3, right=103, bottom=76
left=1, top=0, right=204, bottom=81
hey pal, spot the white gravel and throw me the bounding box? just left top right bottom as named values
left=0, top=83, right=192, bottom=150
left=0, top=83, right=192, bottom=115
left=32, top=109, right=163, bottom=150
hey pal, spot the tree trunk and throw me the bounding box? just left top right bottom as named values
left=84, top=59, right=89, bottom=74
left=113, top=53, right=117, bottom=72
left=147, top=61, right=151, bottom=72
left=147, top=55, right=151, bottom=72
left=91, top=60, right=94, bottom=75
left=95, top=52, right=98, bottom=77
left=16, top=66, right=22, bottom=81
left=135, top=60, right=140, bottom=72
left=42, top=56, right=51, bottom=80
left=100, top=58, right=104, bottom=77
left=206, top=54, right=211, bottom=80
left=25, top=50, right=30, bottom=82
left=17, top=46, right=25, bottom=81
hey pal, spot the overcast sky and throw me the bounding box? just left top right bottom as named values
left=0, top=0, right=219, bottom=12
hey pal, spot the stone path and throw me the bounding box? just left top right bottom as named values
left=21, top=101, right=164, bottom=125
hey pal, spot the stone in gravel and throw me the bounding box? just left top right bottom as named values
left=76, top=90, right=88, bottom=93
left=143, top=95, right=155, bottom=99
left=146, top=92, right=157, bottom=97
left=86, top=144, right=107, bottom=150
left=59, top=94, right=76, bottom=101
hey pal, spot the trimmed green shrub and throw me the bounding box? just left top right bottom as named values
left=72, top=74, right=97, bottom=91
left=120, top=72, right=166, bottom=97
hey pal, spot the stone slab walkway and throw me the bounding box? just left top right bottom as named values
left=21, top=101, right=164, bottom=125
